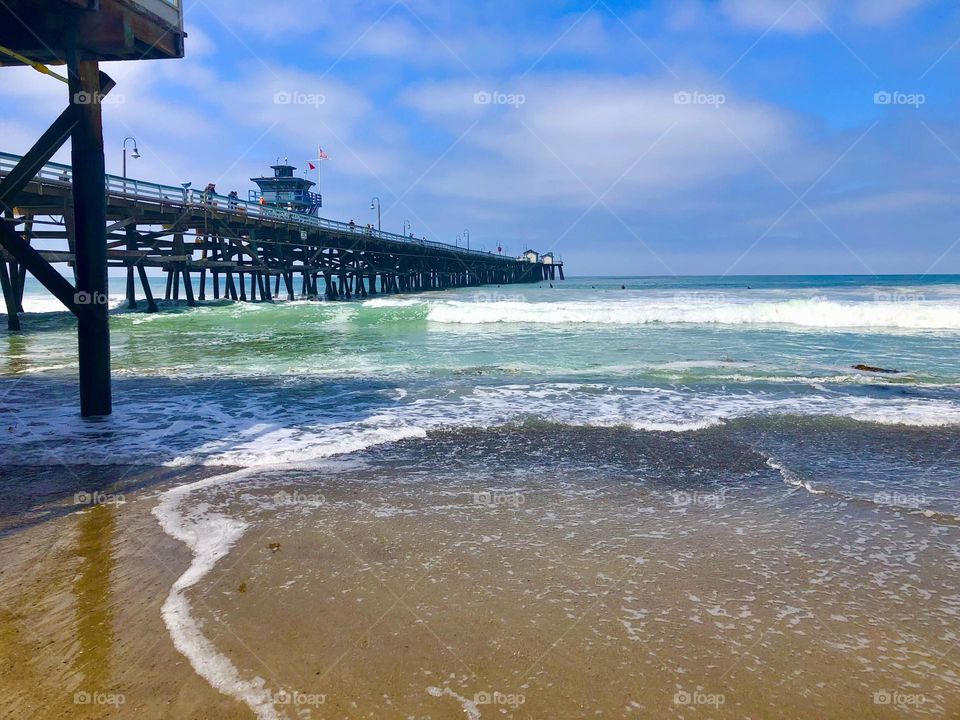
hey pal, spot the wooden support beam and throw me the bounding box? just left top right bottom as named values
left=181, top=268, right=196, bottom=307
left=0, top=210, right=83, bottom=319
left=137, top=264, right=158, bottom=313
left=16, top=262, right=26, bottom=313
left=105, top=217, right=135, bottom=234
left=68, top=52, right=112, bottom=417
left=223, top=271, right=234, bottom=301
left=125, top=225, right=136, bottom=309
left=0, top=259, right=20, bottom=331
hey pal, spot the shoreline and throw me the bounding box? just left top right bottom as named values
left=2, top=434, right=959, bottom=718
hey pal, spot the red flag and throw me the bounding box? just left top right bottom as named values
left=308, top=162, right=316, bottom=170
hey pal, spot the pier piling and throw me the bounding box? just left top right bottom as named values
left=68, top=51, right=111, bottom=418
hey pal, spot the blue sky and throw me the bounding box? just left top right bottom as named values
left=2, top=0, right=959, bottom=275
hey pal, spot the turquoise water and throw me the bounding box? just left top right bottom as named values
left=2, top=274, right=960, bottom=516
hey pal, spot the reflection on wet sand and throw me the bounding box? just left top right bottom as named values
left=0, top=465, right=254, bottom=719
left=72, top=503, right=117, bottom=707
left=0, top=501, right=119, bottom=717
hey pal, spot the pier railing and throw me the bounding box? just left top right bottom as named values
left=0, top=151, right=522, bottom=263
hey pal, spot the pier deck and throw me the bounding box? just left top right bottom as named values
left=0, top=151, right=562, bottom=314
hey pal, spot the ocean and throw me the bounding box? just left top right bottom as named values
left=5, top=274, right=960, bottom=478
left=2, top=274, right=959, bottom=718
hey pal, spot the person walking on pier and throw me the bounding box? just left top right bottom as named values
left=203, top=182, right=216, bottom=208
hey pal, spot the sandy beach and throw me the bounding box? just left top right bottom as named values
left=2, top=425, right=959, bottom=719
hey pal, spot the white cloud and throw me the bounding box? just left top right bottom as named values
left=852, top=0, right=931, bottom=25
left=719, top=0, right=832, bottom=34
left=665, top=0, right=704, bottom=31
left=818, top=189, right=959, bottom=216
left=184, top=23, right=216, bottom=57
left=716, top=0, right=931, bottom=33
left=405, top=75, right=797, bottom=207
left=199, top=0, right=339, bottom=37
left=0, top=65, right=67, bottom=118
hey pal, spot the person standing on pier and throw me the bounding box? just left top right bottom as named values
left=203, top=182, right=216, bottom=208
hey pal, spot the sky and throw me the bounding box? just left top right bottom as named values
left=1, top=0, right=959, bottom=276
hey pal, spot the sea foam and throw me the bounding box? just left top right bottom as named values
left=411, top=297, right=960, bottom=331
left=4, top=380, right=959, bottom=469
left=153, top=469, right=281, bottom=720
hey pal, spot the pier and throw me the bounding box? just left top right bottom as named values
left=0, top=151, right=563, bottom=413
left=0, top=0, right=562, bottom=418
left=0, top=151, right=561, bottom=312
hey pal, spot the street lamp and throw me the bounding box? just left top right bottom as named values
left=369, top=196, right=381, bottom=232
left=403, top=220, right=411, bottom=237
left=455, top=234, right=461, bottom=247
left=122, top=136, right=140, bottom=180
left=463, top=229, right=470, bottom=251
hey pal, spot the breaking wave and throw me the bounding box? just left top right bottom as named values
left=366, top=297, right=960, bottom=331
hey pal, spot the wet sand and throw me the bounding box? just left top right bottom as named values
left=1, top=444, right=959, bottom=719
left=192, top=463, right=960, bottom=719
left=0, top=465, right=249, bottom=719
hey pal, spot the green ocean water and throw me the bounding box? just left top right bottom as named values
left=2, top=274, right=960, bottom=515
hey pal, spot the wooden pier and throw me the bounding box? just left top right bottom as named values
left=0, top=151, right=564, bottom=410
left=0, top=151, right=562, bottom=310
left=0, top=0, right=562, bottom=418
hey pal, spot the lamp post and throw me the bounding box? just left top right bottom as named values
left=122, top=136, right=139, bottom=180
left=463, top=229, right=470, bottom=251
left=122, top=136, right=139, bottom=194
left=402, top=220, right=411, bottom=237
left=369, top=196, right=381, bottom=232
